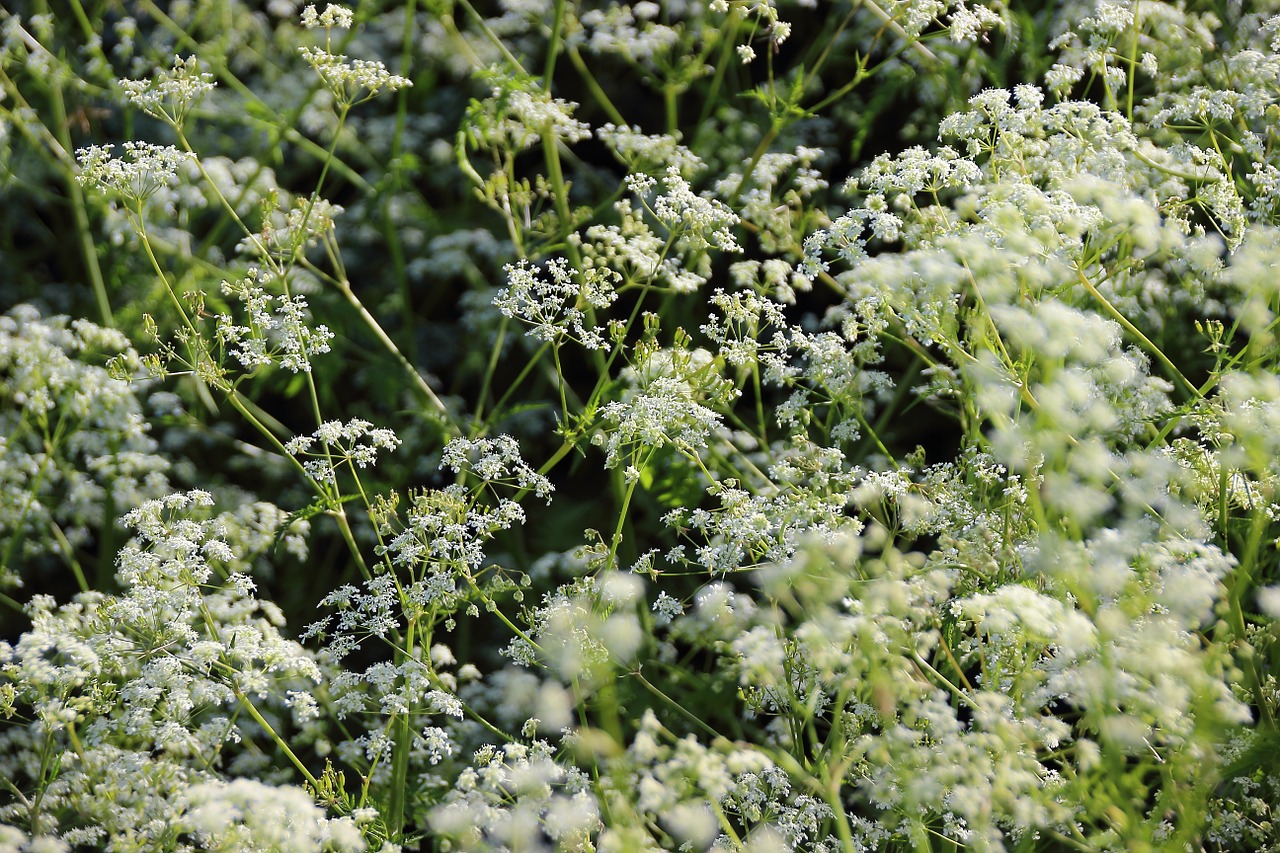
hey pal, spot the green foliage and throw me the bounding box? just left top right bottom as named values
left=3, top=0, right=1280, bottom=851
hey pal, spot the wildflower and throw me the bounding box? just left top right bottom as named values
left=493, top=258, right=619, bottom=351
left=299, top=47, right=411, bottom=109
left=217, top=268, right=336, bottom=374
left=285, top=419, right=401, bottom=485
left=118, top=54, right=215, bottom=127
left=184, top=778, right=365, bottom=852
left=75, top=142, right=194, bottom=207
left=301, top=3, right=354, bottom=29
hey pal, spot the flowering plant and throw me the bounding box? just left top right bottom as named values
left=3, top=0, right=1280, bottom=850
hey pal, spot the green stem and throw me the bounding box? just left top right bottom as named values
left=543, top=0, right=566, bottom=88
left=387, top=619, right=416, bottom=837
left=1074, top=265, right=1198, bottom=399
left=729, top=121, right=780, bottom=205
left=48, top=81, right=113, bottom=326
left=695, top=16, right=741, bottom=133
left=629, top=669, right=723, bottom=741
left=334, top=276, right=453, bottom=421
left=235, top=687, right=320, bottom=789
left=541, top=128, right=582, bottom=269
left=484, top=340, right=553, bottom=431
left=567, top=45, right=626, bottom=126
left=607, top=466, right=642, bottom=570
left=471, top=317, right=509, bottom=431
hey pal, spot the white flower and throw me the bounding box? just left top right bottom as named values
left=299, top=45, right=410, bottom=108
left=118, top=55, right=215, bottom=127
left=76, top=142, right=194, bottom=206
left=301, top=3, right=354, bottom=29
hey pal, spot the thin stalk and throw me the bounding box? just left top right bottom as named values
left=387, top=618, right=416, bottom=837
left=607, top=468, right=641, bottom=569
left=1074, top=265, right=1198, bottom=398
left=541, top=128, right=582, bottom=269
left=695, top=15, right=741, bottom=132
left=543, top=0, right=566, bottom=88
left=334, top=276, right=452, bottom=420
left=48, top=522, right=90, bottom=594
left=483, top=340, right=553, bottom=432
left=235, top=687, right=320, bottom=789
left=567, top=45, right=626, bottom=126
left=471, top=317, right=509, bottom=431
left=47, top=81, right=113, bottom=326
left=629, top=669, right=723, bottom=740
left=729, top=121, right=780, bottom=205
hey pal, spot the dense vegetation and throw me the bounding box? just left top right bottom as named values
left=3, top=0, right=1280, bottom=849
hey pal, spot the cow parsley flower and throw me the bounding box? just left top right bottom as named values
left=440, top=434, right=554, bottom=502
left=298, top=47, right=411, bottom=109
left=0, top=306, right=172, bottom=575
left=284, top=419, right=401, bottom=485
left=75, top=142, right=194, bottom=208
left=301, top=3, right=354, bottom=29
left=118, top=54, right=215, bottom=128
left=649, top=166, right=742, bottom=254
left=493, top=258, right=619, bottom=351
left=217, top=268, right=335, bottom=374
left=595, top=342, right=738, bottom=468
left=183, top=778, right=365, bottom=852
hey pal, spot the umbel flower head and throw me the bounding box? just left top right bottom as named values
left=75, top=142, right=193, bottom=208
left=297, top=4, right=410, bottom=110
left=118, top=54, right=216, bottom=128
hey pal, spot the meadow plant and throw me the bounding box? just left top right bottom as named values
left=4, top=0, right=1280, bottom=850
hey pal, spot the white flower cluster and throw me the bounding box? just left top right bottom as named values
left=183, top=778, right=364, bottom=852
left=614, top=708, right=850, bottom=851
left=75, top=142, right=194, bottom=208
left=596, top=123, right=702, bottom=178
left=284, top=418, right=401, bottom=485
left=469, top=76, right=591, bottom=151
left=300, top=3, right=354, bottom=29
left=577, top=2, right=679, bottom=63
left=298, top=47, right=412, bottom=110
left=118, top=54, right=215, bottom=127
left=372, top=438, right=545, bottom=584
left=645, top=166, right=742, bottom=254
left=239, top=196, right=345, bottom=262
left=0, top=491, right=323, bottom=845
left=296, top=6, right=409, bottom=110
left=428, top=740, right=598, bottom=852
left=716, top=146, right=829, bottom=258
left=595, top=340, right=739, bottom=469
left=578, top=201, right=707, bottom=293
left=0, top=306, right=171, bottom=578
left=217, top=268, right=335, bottom=374
left=440, top=434, right=554, bottom=503
left=494, top=258, right=620, bottom=351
